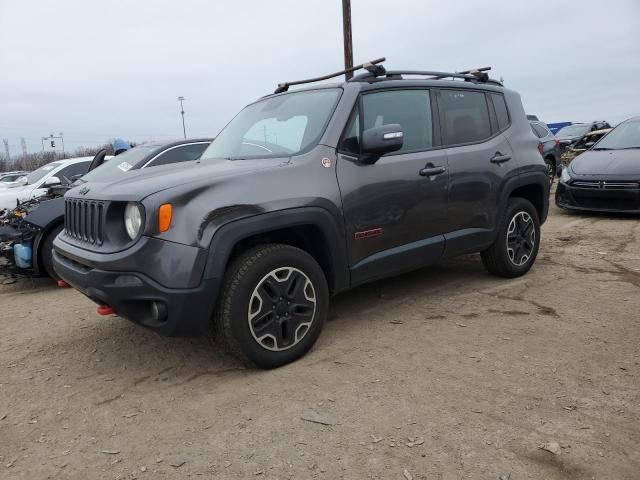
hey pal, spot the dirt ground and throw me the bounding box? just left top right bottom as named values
left=1, top=195, right=639, bottom=480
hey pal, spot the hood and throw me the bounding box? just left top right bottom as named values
left=570, top=149, right=640, bottom=176
left=65, top=157, right=288, bottom=201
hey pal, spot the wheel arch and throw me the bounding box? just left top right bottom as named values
left=203, top=207, right=350, bottom=295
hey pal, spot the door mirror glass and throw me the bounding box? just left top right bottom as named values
left=42, top=176, right=61, bottom=187
left=360, top=124, right=404, bottom=163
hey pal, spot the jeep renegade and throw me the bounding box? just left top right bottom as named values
left=53, top=60, right=549, bottom=368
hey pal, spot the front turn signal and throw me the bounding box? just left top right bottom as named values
left=159, top=203, right=173, bottom=232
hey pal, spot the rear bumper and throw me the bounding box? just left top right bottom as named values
left=556, top=182, right=640, bottom=213
left=52, top=238, right=220, bottom=336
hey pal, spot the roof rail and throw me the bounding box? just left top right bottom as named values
left=274, top=57, right=386, bottom=94
left=350, top=66, right=502, bottom=86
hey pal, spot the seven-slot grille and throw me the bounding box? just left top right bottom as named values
left=64, top=198, right=105, bottom=245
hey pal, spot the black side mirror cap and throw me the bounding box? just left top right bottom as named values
left=360, top=124, right=404, bottom=164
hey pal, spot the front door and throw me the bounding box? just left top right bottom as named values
left=337, top=88, right=449, bottom=285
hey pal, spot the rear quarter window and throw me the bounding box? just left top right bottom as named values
left=491, top=94, right=511, bottom=131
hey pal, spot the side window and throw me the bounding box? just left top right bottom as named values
left=147, top=143, right=209, bottom=168
left=339, top=107, right=360, bottom=155
left=56, top=162, right=91, bottom=183
left=441, top=90, right=492, bottom=145
left=532, top=123, right=548, bottom=138
left=361, top=89, right=433, bottom=153
left=491, top=93, right=510, bottom=131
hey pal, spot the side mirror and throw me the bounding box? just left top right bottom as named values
left=43, top=176, right=61, bottom=187
left=584, top=141, right=595, bottom=149
left=360, top=124, right=404, bottom=164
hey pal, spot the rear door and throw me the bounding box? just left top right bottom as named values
left=439, top=88, right=515, bottom=254
left=337, top=88, right=449, bottom=284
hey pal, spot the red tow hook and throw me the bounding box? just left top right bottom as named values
left=57, top=280, right=70, bottom=288
left=97, top=305, right=114, bottom=316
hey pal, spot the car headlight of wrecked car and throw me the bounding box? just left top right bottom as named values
left=560, top=167, right=572, bottom=184
left=124, top=202, right=144, bottom=239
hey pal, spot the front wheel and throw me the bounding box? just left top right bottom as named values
left=214, top=244, right=329, bottom=369
left=481, top=198, right=541, bottom=278
left=40, top=224, right=64, bottom=281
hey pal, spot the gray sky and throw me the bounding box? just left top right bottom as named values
left=1, top=0, right=639, bottom=155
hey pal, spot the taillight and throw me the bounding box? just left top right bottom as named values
left=555, top=139, right=560, bottom=148
left=538, top=143, right=544, bottom=155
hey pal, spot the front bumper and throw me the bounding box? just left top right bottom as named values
left=52, top=237, right=220, bottom=336
left=556, top=181, right=640, bottom=213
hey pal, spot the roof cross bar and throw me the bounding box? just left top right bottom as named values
left=274, top=57, right=386, bottom=94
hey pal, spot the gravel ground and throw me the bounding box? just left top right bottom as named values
left=1, top=197, right=639, bottom=479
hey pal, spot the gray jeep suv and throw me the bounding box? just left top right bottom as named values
left=53, top=61, right=549, bottom=368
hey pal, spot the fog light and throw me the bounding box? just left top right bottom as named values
left=150, top=301, right=168, bottom=322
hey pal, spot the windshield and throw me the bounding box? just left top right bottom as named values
left=594, top=122, right=640, bottom=150
left=200, top=88, right=342, bottom=161
left=80, top=145, right=157, bottom=183
left=25, top=162, right=61, bottom=185
left=556, top=125, right=590, bottom=137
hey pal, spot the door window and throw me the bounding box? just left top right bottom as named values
left=361, top=90, right=433, bottom=153
left=441, top=90, right=492, bottom=145
left=56, top=161, right=91, bottom=184
left=147, top=143, right=209, bottom=167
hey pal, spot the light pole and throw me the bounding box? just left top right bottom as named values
left=177, top=96, right=186, bottom=139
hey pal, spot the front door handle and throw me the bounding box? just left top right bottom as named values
left=419, top=165, right=447, bottom=177
left=490, top=152, right=512, bottom=164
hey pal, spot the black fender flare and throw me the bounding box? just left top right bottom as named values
left=202, top=207, right=350, bottom=294
left=496, top=170, right=550, bottom=232
left=31, top=220, right=64, bottom=275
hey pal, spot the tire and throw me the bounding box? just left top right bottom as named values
left=544, top=157, right=556, bottom=185
left=214, top=243, right=329, bottom=369
left=481, top=197, right=540, bottom=278
left=40, top=224, right=64, bottom=281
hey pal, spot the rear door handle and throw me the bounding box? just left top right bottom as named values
left=490, top=152, right=511, bottom=164
left=419, top=165, right=447, bottom=176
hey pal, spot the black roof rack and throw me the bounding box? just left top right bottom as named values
left=350, top=66, right=503, bottom=86
left=274, top=57, right=386, bottom=93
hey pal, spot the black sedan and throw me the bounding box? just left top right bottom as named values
left=556, top=116, right=640, bottom=213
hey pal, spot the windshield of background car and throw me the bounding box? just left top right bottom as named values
left=200, top=88, right=342, bottom=160
left=80, top=145, right=157, bottom=183
left=25, top=162, right=62, bottom=185
left=556, top=125, right=589, bottom=137
left=593, top=122, right=640, bottom=150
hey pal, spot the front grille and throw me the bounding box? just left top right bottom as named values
left=572, top=180, right=640, bottom=190
left=64, top=198, right=105, bottom=245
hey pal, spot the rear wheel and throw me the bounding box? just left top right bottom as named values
left=214, top=244, right=329, bottom=369
left=544, top=157, right=556, bottom=185
left=481, top=197, right=540, bottom=278
left=40, top=224, right=63, bottom=281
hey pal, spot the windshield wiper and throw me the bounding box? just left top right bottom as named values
left=592, top=147, right=612, bottom=150
left=620, top=146, right=640, bottom=150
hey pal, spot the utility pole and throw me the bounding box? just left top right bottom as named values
left=20, top=137, right=27, bottom=156
left=342, top=0, right=354, bottom=80
left=178, top=96, right=186, bottom=139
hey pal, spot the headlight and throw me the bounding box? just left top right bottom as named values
left=124, top=202, right=143, bottom=239
left=560, top=167, right=572, bottom=184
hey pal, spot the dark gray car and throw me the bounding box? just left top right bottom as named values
left=53, top=62, right=549, bottom=368
left=556, top=121, right=611, bottom=151
left=529, top=121, right=561, bottom=183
